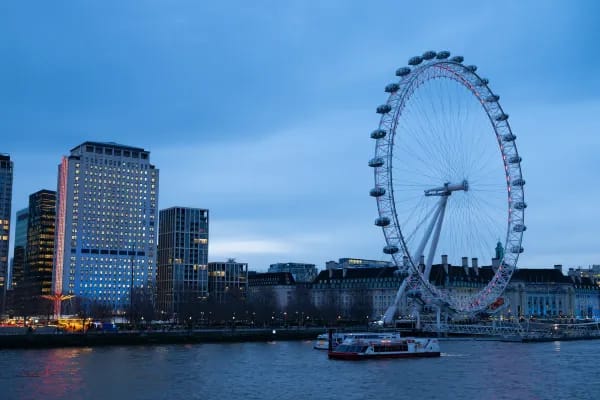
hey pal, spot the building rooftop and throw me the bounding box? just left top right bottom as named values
left=160, top=206, right=209, bottom=212
left=428, top=264, right=496, bottom=286
left=511, top=268, right=573, bottom=284
left=248, top=272, right=296, bottom=286
left=70, top=141, right=147, bottom=153
left=315, top=266, right=400, bottom=282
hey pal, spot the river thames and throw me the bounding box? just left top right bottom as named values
left=0, top=339, right=598, bottom=400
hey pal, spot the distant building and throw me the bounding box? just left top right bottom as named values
left=325, top=258, right=393, bottom=270
left=310, top=255, right=600, bottom=321
left=208, top=260, right=248, bottom=303
left=312, top=266, right=404, bottom=319
left=0, top=154, right=13, bottom=304
left=26, top=190, right=56, bottom=297
left=268, top=262, right=317, bottom=283
left=568, top=265, right=600, bottom=286
left=248, top=272, right=296, bottom=311
left=425, top=257, right=497, bottom=309
left=53, top=142, right=159, bottom=312
left=157, top=207, right=209, bottom=316
left=11, top=208, right=29, bottom=290
left=426, top=260, right=600, bottom=319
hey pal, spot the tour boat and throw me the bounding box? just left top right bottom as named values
left=328, top=334, right=440, bottom=360
left=314, top=331, right=401, bottom=350
left=314, top=332, right=344, bottom=350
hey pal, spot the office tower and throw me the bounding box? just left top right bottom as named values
left=157, top=207, right=209, bottom=317
left=26, top=190, right=56, bottom=297
left=53, top=142, right=159, bottom=312
left=0, top=154, right=13, bottom=303
left=11, top=208, right=29, bottom=290
left=208, top=260, right=248, bottom=303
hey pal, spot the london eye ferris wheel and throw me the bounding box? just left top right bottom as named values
left=369, top=51, right=526, bottom=320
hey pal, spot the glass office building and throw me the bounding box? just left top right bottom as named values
left=0, top=154, right=13, bottom=300
left=53, top=142, right=159, bottom=312
left=11, top=208, right=29, bottom=290
left=26, top=190, right=56, bottom=296
left=157, top=207, right=209, bottom=316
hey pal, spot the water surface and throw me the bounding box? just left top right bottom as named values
left=1, top=339, right=597, bottom=400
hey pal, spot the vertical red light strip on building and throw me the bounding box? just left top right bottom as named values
left=54, top=157, right=68, bottom=297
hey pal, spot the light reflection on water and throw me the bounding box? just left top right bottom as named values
left=0, top=340, right=598, bottom=400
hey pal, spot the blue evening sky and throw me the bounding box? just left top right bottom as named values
left=1, top=1, right=599, bottom=271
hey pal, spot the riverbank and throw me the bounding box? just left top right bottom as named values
left=0, top=327, right=326, bottom=349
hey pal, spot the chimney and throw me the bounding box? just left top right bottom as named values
left=492, top=258, right=500, bottom=272
left=442, top=254, right=448, bottom=274
left=342, top=267, right=347, bottom=278
left=328, top=268, right=333, bottom=279
left=554, top=264, right=563, bottom=273
left=472, top=258, right=479, bottom=276
left=403, top=256, right=409, bottom=267
left=462, top=257, right=469, bottom=275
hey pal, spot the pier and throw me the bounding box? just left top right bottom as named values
left=420, top=320, right=600, bottom=342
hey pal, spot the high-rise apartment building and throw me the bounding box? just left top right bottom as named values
left=53, top=142, right=159, bottom=312
left=157, top=207, right=209, bottom=316
left=208, top=260, right=248, bottom=303
left=11, top=208, right=29, bottom=290
left=0, top=154, right=13, bottom=300
left=26, top=190, right=56, bottom=297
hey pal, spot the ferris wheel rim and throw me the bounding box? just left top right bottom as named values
left=370, top=51, right=525, bottom=314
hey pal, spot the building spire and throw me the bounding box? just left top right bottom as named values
left=495, top=240, right=504, bottom=261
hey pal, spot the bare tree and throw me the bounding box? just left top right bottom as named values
left=316, top=289, right=343, bottom=325
left=89, top=300, right=113, bottom=320
left=131, top=287, right=155, bottom=325
left=287, top=285, right=319, bottom=326
left=247, top=286, right=279, bottom=326
left=348, top=285, right=373, bottom=325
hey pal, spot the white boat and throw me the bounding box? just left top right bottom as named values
left=313, top=332, right=344, bottom=350
left=313, top=331, right=401, bottom=350
left=328, top=333, right=440, bottom=360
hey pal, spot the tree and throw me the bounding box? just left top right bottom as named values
left=348, top=285, right=373, bottom=325
left=247, top=286, right=279, bottom=326
left=89, top=300, right=113, bottom=320
left=316, top=289, right=343, bottom=325
left=287, top=285, right=319, bottom=326
left=130, top=287, right=155, bottom=325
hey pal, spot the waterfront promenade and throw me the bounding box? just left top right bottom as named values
left=0, top=327, right=326, bottom=349
left=3, top=320, right=600, bottom=350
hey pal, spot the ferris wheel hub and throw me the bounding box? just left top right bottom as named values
left=424, top=180, right=469, bottom=197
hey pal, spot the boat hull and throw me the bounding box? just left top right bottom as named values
left=328, top=351, right=441, bottom=360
